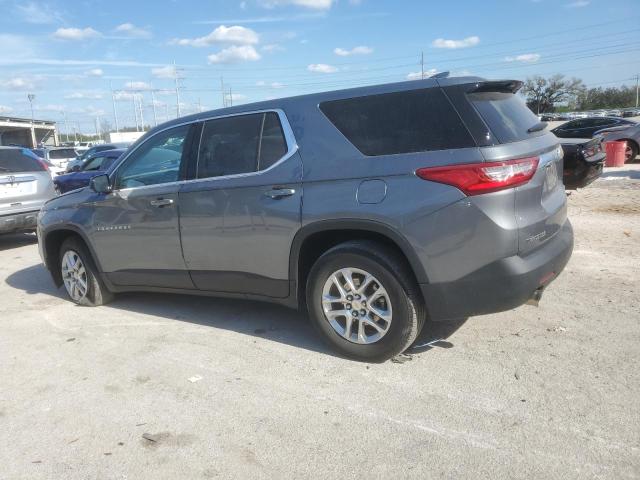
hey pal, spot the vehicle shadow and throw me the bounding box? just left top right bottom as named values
left=6, top=263, right=467, bottom=361
left=0, top=232, right=38, bottom=252
left=601, top=169, right=640, bottom=179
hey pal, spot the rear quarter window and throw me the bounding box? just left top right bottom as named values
left=467, top=91, right=542, bottom=144
left=319, top=88, right=475, bottom=156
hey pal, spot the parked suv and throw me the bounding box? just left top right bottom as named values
left=38, top=77, right=573, bottom=361
left=1, top=147, right=56, bottom=234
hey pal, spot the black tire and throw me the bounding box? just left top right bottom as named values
left=624, top=140, right=639, bottom=163
left=306, top=240, right=426, bottom=362
left=59, top=237, right=114, bottom=306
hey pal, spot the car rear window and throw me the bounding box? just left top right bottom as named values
left=0, top=149, right=46, bottom=173
left=49, top=148, right=77, bottom=159
left=319, top=88, right=475, bottom=156
left=467, top=91, right=542, bottom=144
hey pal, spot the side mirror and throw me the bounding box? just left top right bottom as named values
left=90, top=174, right=112, bottom=194
left=72, top=165, right=81, bottom=172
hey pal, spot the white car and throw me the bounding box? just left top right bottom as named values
left=40, top=147, right=79, bottom=173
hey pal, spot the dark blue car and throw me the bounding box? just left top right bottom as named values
left=54, top=148, right=125, bottom=194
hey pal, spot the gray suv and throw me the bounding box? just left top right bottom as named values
left=37, top=77, right=573, bottom=361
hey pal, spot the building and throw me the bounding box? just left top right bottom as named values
left=0, top=116, right=58, bottom=148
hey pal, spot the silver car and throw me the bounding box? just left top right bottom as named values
left=1, top=147, right=56, bottom=234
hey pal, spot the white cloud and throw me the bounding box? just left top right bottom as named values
left=259, top=0, right=335, bottom=9
left=229, top=93, right=248, bottom=102
left=35, top=104, right=65, bottom=112
left=15, top=2, right=63, bottom=24
left=334, top=46, right=373, bottom=56
left=505, top=53, right=541, bottom=63
left=262, top=43, right=284, bottom=52
left=566, top=0, right=589, bottom=6
left=151, top=65, right=176, bottom=78
left=208, top=45, right=261, bottom=64
left=114, top=91, right=140, bottom=101
left=0, top=105, right=13, bottom=114
left=171, top=25, right=259, bottom=47
left=114, top=23, right=152, bottom=39
left=64, top=92, right=104, bottom=99
left=85, top=68, right=104, bottom=77
left=125, top=81, right=153, bottom=90
left=240, top=1, right=247, bottom=9
left=432, top=36, right=479, bottom=49
left=407, top=69, right=438, bottom=80
left=53, top=27, right=101, bottom=41
left=2, top=77, right=36, bottom=90
left=257, top=81, right=285, bottom=88
left=307, top=63, right=338, bottom=73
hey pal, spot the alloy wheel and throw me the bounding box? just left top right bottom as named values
left=321, top=267, right=392, bottom=344
left=61, top=250, right=88, bottom=302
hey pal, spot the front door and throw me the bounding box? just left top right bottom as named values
left=178, top=111, right=302, bottom=298
left=90, top=123, right=196, bottom=289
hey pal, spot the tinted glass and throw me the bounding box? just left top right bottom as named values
left=49, top=148, right=77, bottom=159
left=197, top=114, right=263, bottom=179
left=116, top=125, right=189, bottom=188
left=468, top=91, right=542, bottom=143
left=320, top=88, right=474, bottom=156
left=259, top=112, right=288, bottom=170
left=0, top=149, right=45, bottom=173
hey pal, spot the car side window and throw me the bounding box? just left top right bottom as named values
left=196, top=112, right=289, bottom=179
left=115, top=125, right=190, bottom=189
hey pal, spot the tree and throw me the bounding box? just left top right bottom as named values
left=521, top=75, right=585, bottom=114
left=576, top=85, right=636, bottom=110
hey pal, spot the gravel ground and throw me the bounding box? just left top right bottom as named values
left=1, top=165, right=639, bottom=480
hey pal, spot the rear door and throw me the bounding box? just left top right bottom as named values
left=444, top=81, right=567, bottom=254
left=178, top=110, right=302, bottom=298
left=0, top=149, right=54, bottom=216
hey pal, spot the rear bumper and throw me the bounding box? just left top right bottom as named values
left=420, top=219, right=573, bottom=320
left=0, top=210, right=39, bottom=233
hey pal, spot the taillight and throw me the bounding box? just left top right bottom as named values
left=415, top=157, right=539, bottom=196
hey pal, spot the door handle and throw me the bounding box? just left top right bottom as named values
left=150, top=198, right=174, bottom=207
left=264, top=188, right=296, bottom=199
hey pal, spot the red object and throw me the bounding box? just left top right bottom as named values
left=605, top=140, right=627, bottom=167
left=416, top=157, right=539, bottom=196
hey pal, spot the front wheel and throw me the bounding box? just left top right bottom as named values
left=59, top=237, right=113, bottom=306
left=307, top=240, right=425, bottom=362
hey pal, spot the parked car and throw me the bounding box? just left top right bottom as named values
left=39, top=147, right=79, bottom=172
left=54, top=149, right=125, bottom=194
left=595, top=122, right=640, bottom=163
left=560, top=137, right=606, bottom=189
left=37, top=77, right=573, bottom=361
left=1, top=147, right=56, bottom=234
left=622, top=108, right=640, bottom=118
left=31, top=148, right=66, bottom=176
left=551, top=117, right=636, bottom=139
left=66, top=142, right=132, bottom=172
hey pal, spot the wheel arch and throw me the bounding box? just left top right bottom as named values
left=289, top=219, right=428, bottom=307
left=42, top=226, right=102, bottom=287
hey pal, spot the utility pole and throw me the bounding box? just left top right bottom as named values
left=62, top=110, right=70, bottom=143
left=138, top=94, right=145, bottom=131
left=94, top=116, right=100, bottom=141
left=132, top=94, right=139, bottom=132
left=229, top=86, right=233, bottom=107
left=421, top=51, right=424, bottom=80
left=27, top=93, right=36, bottom=147
left=220, top=76, right=226, bottom=107
left=151, top=90, right=158, bottom=127
left=198, top=98, right=202, bottom=113
left=110, top=81, right=119, bottom=133
left=173, top=60, right=182, bottom=118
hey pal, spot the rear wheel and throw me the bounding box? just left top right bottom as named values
left=307, top=240, right=425, bottom=362
left=59, top=237, right=113, bottom=306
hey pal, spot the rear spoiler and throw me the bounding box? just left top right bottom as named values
left=468, top=80, right=523, bottom=94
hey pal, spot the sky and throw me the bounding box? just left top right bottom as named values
left=0, top=0, right=639, bottom=134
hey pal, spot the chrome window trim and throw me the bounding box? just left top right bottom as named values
left=110, top=108, right=298, bottom=192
